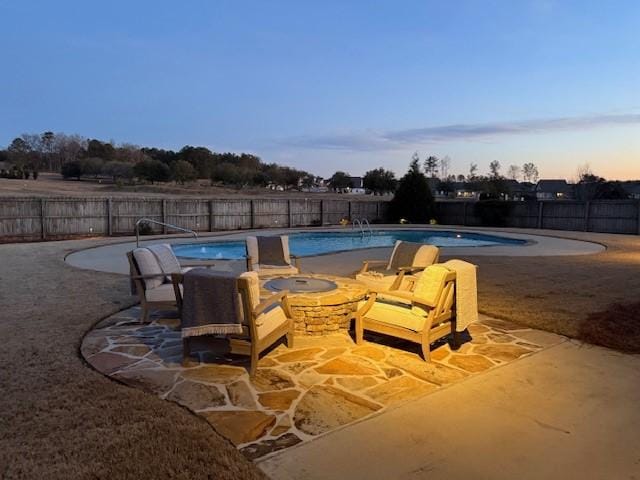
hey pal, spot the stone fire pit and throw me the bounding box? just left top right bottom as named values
left=261, top=274, right=368, bottom=336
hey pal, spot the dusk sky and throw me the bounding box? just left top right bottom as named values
left=1, top=0, right=639, bottom=180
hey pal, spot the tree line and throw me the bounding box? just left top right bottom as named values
left=0, top=131, right=315, bottom=188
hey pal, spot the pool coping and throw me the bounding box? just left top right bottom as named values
left=64, top=225, right=606, bottom=275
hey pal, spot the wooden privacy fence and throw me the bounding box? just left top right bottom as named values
left=0, top=197, right=389, bottom=242
left=436, top=200, right=640, bottom=235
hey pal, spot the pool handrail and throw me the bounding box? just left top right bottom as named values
left=352, top=218, right=372, bottom=236
left=135, top=218, right=198, bottom=247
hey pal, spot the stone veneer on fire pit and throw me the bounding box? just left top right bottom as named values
left=261, top=274, right=368, bottom=336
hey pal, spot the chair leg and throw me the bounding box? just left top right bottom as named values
left=355, top=315, right=364, bottom=345
left=421, top=341, right=431, bottom=362
left=182, top=338, right=191, bottom=366
left=141, top=304, right=150, bottom=323
left=249, top=346, right=259, bottom=378
left=286, top=331, right=294, bottom=349
left=451, top=330, right=461, bottom=350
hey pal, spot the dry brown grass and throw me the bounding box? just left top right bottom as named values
left=579, top=302, right=640, bottom=353
left=0, top=240, right=267, bottom=480
left=454, top=229, right=640, bottom=353
left=0, top=173, right=390, bottom=200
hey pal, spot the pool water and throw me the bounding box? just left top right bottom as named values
left=172, top=230, right=526, bottom=260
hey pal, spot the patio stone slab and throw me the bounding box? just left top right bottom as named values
left=336, top=376, right=380, bottom=391
left=473, top=344, right=533, bottom=362
left=448, top=354, right=495, bottom=373
left=293, top=385, right=382, bottom=436
left=258, top=389, right=300, bottom=410
left=364, top=376, right=438, bottom=407
left=227, top=380, right=258, bottom=409
left=167, top=380, right=226, bottom=410
left=240, top=433, right=302, bottom=461
left=251, top=369, right=296, bottom=392
left=386, top=352, right=469, bottom=385
left=113, top=368, right=178, bottom=395
left=181, top=364, right=245, bottom=383
left=315, top=356, right=379, bottom=376
left=204, top=410, right=276, bottom=446
left=88, top=352, right=140, bottom=374
left=110, top=345, right=151, bottom=357
left=275, top=348, right=323, bottom=363
left=351, top=345, right=387, bottom=361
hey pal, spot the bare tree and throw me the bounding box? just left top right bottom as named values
left=468, top=163, right=478, bottom=181
left=576, top=162, right=593, bottom=183
left=507, top=164, right=521, bottom=181
left=489, top=160, right=501, bottom=178
left=522, top=162, right=539, bottom=183
left=439, top=155, right=451, bottom=180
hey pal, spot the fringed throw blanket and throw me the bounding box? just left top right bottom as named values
left=389, top=241, right=423, bottom=270
left=257, top=236, right=287, bottom=266
left=181, top=269, right=243, bottom=338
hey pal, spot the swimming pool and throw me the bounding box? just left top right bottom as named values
left=171, top=230, right=527, bottom=260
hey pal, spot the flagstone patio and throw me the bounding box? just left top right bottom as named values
left=82, top=308, right=564, bottom=461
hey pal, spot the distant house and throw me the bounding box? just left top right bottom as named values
left=348, top=176, right=366, bottom=194
left=505, top=180, right=536, bottom=200
left=535, top=179, right=574, bottom=200
left=452, top=182, right=481, bottom=201
left=425, top=177, right=450, bottom=199
left=622, top=181, right=640, bottom=200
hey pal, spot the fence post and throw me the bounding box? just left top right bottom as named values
left=40, top=198, right=46, bottom=240
left=537, top=201, right=544, bottom=229
left=107, top=198, right=113, bottom=236
left=584, top=201, right=590, bottom=232
left=161, top=199, right=167, bottom=234
left=637, top=200, right=640, bottom=235
left=209, top=200, right=214, bottom=232
left=376, top=202, right=380, bottom=221
left=348, top=201, right=352, bottom=220
left=250, top=199, right=255, bottom=229
left=462, top=202, right=468, bottom=226
left=320, top=200, right=324, bottom=225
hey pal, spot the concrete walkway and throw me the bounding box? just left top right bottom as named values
left=259, top=340, right=640, bottom=480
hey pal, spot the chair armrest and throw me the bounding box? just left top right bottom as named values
left=245, top=255, right=254, bottom=271
left=130, top=273, right=168, bottom=280
left=291, top=255, right=301, bottom=271
left=253, top=290, right=289, bottom=317
left=368, top=288, right=436, bottom=308
left=359, top=260, right=387, bottom=274
left=356, top=292, right=377, bottom=317
left=397, top=265, right=426, bottom=274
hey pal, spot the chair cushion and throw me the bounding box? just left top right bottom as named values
left=355, top=272, right=396, bottom=290
left=413, top=245, right=440, bottom=268
left=412, top=265, right=450, bottom=307
left=246, top=235, right=293, bottom=270
left=147, top=244, right=182, bottom=278
left=256, top=305, right=289, bottom=339
left=362, top=301, right=427, bottom=332
left=133, top=248, right=164, bottom=290
left=256, top=265, right=299, bottom=276
left=145, top=283, right=181, bottom=303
